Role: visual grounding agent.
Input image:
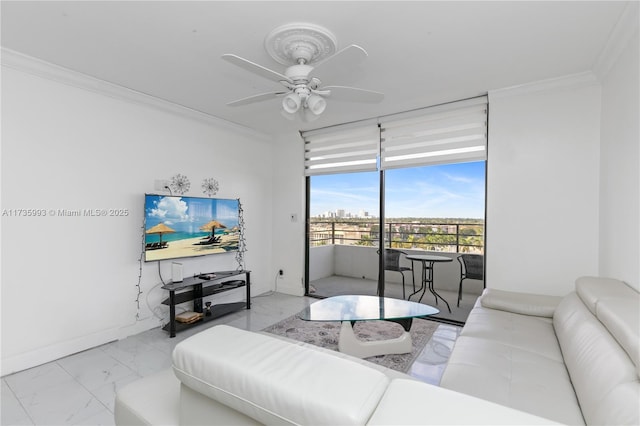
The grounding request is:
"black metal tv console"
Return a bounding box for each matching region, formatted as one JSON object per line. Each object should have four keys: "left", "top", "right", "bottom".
{"left": 161, "top": 270, "right": 251, "bottom": 337}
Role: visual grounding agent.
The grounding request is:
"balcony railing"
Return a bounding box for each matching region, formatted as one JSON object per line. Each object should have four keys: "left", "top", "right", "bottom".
{"left": 309, "top": 219, "right": 484, "bottom": 254}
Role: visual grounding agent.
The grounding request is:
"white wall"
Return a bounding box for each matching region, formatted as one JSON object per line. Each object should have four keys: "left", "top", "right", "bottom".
{"left": 333, "top": 245, "right": 379, "bottom": 281}
{"left": 270, "top": 133, "right": 306, "bottom": 295}
{"left": 486, "top": 75, "right": 602, "bottom": 295}
{"left": 1, "top": 54, "right": 274, "bottom": 375}
{"left": 598, "top": 26, "right": 639, "bottom": 291}
{"left": 309, "top": 245, "right": 335, "bottom": 282}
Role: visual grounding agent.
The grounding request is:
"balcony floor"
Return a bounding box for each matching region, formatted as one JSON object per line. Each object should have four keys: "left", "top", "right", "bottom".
{"left": 309, "top": 275, "right": 479, "bottom": 324}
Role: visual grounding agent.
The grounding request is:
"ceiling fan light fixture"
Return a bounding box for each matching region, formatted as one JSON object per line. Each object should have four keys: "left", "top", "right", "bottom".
{"left": 224, "top": 23, "right": 383, "bottom": 121}
{"left": 282, "top": 93, "right": 301, "bottom": 113}
{"left": 307, "top": 94, "right": 327, "bottom": 115}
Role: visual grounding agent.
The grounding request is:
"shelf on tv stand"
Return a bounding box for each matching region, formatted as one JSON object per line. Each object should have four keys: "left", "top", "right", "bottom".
{"left": 161, "top": 270, "right": 251, "bottom": 337}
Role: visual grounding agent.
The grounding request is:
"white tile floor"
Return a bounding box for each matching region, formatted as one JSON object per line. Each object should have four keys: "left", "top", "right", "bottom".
{"left": 1, "top": 292, "right": 460, "bottom": 425}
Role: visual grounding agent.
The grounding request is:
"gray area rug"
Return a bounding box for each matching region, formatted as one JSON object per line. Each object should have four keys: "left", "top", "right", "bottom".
{"left": 262, "top": 314, "right": 439, "bottom": 373}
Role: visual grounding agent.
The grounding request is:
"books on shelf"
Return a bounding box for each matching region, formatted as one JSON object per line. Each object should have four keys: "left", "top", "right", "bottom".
{"left": 175, "top": 311, "right": 203, "bottom": 324}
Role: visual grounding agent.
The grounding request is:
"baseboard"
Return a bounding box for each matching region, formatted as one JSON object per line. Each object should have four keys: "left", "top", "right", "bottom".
{"left": 1, "top": 316, "right": 163, "bottom": 377}
{"left": 1, "top": 327, "right": 121, "bottom": 377}
{"left": 274, "top": 281, "right": 305, "bottom": 296}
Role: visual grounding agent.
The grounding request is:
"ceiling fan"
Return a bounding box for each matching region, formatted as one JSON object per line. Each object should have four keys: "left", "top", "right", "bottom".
{"left": 222, "top": 23, "right": 384, "bottom": 121}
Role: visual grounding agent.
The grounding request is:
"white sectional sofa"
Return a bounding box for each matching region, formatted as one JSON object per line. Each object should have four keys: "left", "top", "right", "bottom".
{"left": 115, "top": 326, "right": 552, "bottom": 425}
{"left": 440, "top": 276, "right": 639, "bottom": 425}
{"left": 115, "top": 276, "right": 638, "bottom": 425}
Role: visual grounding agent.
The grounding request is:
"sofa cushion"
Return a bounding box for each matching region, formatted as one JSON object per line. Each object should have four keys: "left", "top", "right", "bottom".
{"left": 114, "top": 369, "right": 180, "bottom": 426}
{"left": 368, "top": 379, "right": 557, "bottom": 425}
{"left": 258, "top": 330, "right": 418, "bottom": 381}
{"left": 172, "top": 325, "right": 390, "bottom": 425}
{"left": 480, "top": 288, "right": 562, "bottom": 318}
{"left": 554, "top": 292, "right": 640, "bottom": 425}
{"left": 460, "top": 302, "right": 563, "bottom": 362}
{"left": 178, "top": 382, "right": 260, "bottom": 425}
{"left": 440, "top": 334, "right": 584, "bottom": 425}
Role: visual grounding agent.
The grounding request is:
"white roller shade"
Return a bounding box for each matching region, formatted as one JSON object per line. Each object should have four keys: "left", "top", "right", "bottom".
{"left": 302, "top": 120, "right": 379, "bottom": 176}
{"left": 380, "top": 96, "right": 487, "bottom": 170}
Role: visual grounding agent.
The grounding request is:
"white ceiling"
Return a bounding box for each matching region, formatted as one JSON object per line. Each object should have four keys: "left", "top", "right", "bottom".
{"left": 1, "top": 1, "right": 629, "bottom": 137}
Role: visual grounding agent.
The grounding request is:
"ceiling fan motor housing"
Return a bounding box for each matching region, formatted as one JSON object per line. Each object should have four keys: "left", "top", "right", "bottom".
{"left": 285, "top": 64, "right": 314, "bottom": 83}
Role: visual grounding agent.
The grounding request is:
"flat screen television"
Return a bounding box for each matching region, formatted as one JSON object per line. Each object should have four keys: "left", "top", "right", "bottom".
{"left": 144, "top": 194, "right": 240, "bottom": 262}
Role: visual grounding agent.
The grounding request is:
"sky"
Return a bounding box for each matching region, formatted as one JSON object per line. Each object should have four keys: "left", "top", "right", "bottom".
{"left": 145, "top": 195, "right": 239, "bottom": 233}
{"left": 310, "top": 161, "right": 486, "bottom": 219}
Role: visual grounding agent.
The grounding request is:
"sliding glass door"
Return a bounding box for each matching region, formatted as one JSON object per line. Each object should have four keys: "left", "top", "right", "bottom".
{"left": 307, "top": 163, "right": 485, "bottom": 302}
{"left": 307, "top": 171, "right": 380, "bottom": 298}
{"left": 382, "top": 163, "right": 485, "bottom": 321}
{"left": 304, "top": 96, "right": 487, "bottom": 322}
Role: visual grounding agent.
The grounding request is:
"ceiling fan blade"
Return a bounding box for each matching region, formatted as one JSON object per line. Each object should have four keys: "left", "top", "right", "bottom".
{"left": 222, "top": 54, "right": 292, "bottom": 84}
{"left": 310, "top": 45, "right": 368, "bottom": 79}
{"left": 322, "top": 86, "right": 384, "bottom": 103}
{"left": 227, "top": 91, "right": 287, "bottom": 107}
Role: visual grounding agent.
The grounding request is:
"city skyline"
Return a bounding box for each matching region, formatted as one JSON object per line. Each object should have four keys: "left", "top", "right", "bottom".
{"left": 310, "top": 161, "right": 486, "bottom": 219}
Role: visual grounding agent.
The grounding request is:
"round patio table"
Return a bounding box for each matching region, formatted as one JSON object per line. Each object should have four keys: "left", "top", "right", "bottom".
{"left": 405, "top": 254, "right": 453, "bottom": 313}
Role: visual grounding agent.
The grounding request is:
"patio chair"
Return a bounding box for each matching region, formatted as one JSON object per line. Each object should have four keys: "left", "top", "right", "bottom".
{"left": 384, "top": 249, "right": 415, "bottom": 299}
{"left": 457, "top": 254, "right": 484, "bottom": 307}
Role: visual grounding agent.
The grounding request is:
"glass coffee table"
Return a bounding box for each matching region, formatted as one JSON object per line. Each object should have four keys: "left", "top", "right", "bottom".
{"left": 299, "top": 295, "right": 439, "bottom": 358}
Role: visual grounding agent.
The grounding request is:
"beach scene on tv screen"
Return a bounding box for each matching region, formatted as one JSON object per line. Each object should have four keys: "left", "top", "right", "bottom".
{"left": 144, "top": 195, "right": 240, "bottom": 262}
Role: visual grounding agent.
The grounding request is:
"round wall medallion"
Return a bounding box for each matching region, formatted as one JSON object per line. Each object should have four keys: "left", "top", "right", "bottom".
{"left": 170, "top": 174, "right": 190, "bottom": 195}
{"left": 264, "top": 23, "right": 337, "bottom": 65}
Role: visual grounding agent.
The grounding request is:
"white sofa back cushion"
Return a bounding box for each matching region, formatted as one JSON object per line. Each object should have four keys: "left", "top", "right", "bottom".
{"left": 480, "top": 289, "right": 562, "bottom": 318}
{"left": 574, "top": 276, "right": 635, "bottom": 315}
{"left": 597, "top": 298, "right": 640, "bottom": 376}
{"left": 553, "top": 278, "right": 640, "bottom": 426}
{"left": 172, "top": 325, "right": 390, "bottom": 425}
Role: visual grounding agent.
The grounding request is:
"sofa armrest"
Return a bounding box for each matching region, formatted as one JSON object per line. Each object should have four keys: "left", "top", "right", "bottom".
{"left": 480, "top": 289, "right": 562, "bottom": 318}
{"left": 173, "top": 325, "right": 390, "bottom": 425}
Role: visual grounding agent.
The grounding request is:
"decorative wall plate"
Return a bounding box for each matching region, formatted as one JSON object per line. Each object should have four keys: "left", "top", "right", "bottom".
{"left": 202, "top": 178, "right": 219, "bottom": 197}
{"left": 170, "top": 174, "right": 190, "bottom": 195}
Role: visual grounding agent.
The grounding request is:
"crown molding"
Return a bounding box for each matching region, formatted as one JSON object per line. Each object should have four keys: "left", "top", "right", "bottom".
{"left": 488, "top": 71, "right": 599, "bottom": 100}
{"left": 593, "top": 1, "right": 640, "bottom": 80}
{"left": 1, "top": 48, "right": 272, "bottom": 142}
